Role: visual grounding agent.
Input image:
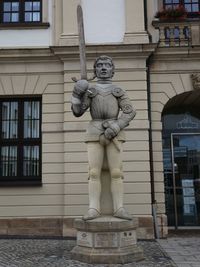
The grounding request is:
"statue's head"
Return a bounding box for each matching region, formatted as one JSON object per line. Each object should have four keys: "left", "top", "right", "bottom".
{"left": 93, "top": 55, "right": 115, "bottom": 80}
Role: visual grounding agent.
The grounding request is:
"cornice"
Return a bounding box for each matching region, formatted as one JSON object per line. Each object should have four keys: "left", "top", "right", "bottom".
{"left": 0, "top": 48, "right": 56, "bottom": 63}
{"left": 50, "top": 43, "right": 156, "bottom": 61}
{"left": 153, "top": 46, "right": 200, "bottom": 61}
{"left": 0, "top": 43, "right": 156, "bottom": 63}
{"left": 2, "top": 44, "right": 200, "bottom": 64}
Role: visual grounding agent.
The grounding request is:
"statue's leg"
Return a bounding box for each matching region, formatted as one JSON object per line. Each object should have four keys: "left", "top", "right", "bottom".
{"left": 83, "top": 142, "right": 104, "bottom": 220}
{"left": 106, "top": 141, "right": 132, "bottom": 220}
{"left": 106, "top": 141, "right": 123, "bottom": 212}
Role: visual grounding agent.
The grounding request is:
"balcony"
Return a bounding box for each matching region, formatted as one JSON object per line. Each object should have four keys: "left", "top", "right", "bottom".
{"left": 152, "top": 19, "right": 200, "bottom": 47}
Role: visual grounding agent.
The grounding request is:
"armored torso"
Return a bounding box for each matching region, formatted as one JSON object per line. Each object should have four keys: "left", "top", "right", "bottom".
{"left": 89, "top": 83, "right": 119, "bottom": 120}
{"left": 71, "top": 81, "right": 136, "bottom": 143}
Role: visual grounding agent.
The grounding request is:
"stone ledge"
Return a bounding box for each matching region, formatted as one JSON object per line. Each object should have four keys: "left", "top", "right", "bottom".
{"left": 0, "top": 215, "right": 168, "bottom": 239}
{"left": 0, "top": 218, "right": 63, "bottom": 237}
{"left": 74, "top": 216, "right": 138, "bottom": 232}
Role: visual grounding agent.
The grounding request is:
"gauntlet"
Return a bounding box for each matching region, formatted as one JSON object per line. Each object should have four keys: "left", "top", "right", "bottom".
{"left": 102, "top": 120, "right": 120, "bottom": 140}
{"left": 72, "top": 79, "right": 89, "bottom": 98}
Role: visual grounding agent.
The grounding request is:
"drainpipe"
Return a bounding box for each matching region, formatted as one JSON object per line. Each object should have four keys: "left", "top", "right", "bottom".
{"left": 144, "top": 0, "right": 159, "bottom": 239}
{"left": 143, "top": 0, "right": 152, "bottom": 42}
{"left": 146, "top": 55, "right": 159, "bottom": 239}
{"left": 144, "top": 0, "right": 148, "bottom": 32}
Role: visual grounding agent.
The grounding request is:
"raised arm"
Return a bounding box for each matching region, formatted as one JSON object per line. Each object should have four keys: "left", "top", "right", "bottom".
{"left": 71, "top": 80, "right": 91, "bottom": 117}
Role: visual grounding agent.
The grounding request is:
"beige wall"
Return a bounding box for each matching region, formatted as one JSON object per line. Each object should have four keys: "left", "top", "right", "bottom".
{"left": 0, "top": 44, "right": 161, "bottom": 239}
{"left": 150, "top": 51, "right": 198, "bottom": 219}
{"left": 0, "top": 51, "right": 64, "bottom": 218}
{"left": 124, "top": 0, "right": 149, "bottom": 44}
{"left": 54, "top": 0, "right": 149, "bottom": 46}
{"left": 0, "top": 46, "right": 153, "bottom": 220}
{"left": 147, "top": 0, "right": 160, "bottom": 43}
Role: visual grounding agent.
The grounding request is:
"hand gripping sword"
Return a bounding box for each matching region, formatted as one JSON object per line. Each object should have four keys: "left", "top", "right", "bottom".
{"left": 72, "top": 5, "right": 94, "bottom": 82}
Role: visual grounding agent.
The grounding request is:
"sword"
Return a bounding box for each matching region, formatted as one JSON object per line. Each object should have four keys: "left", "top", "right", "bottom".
{"left": 72, "top": 5, "right": 94, "bottom": 82}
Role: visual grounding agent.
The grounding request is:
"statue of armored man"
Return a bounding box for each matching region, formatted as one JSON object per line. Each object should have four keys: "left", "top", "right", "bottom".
{"left": 71, "top": 55, "right": 136, "bottom": 221}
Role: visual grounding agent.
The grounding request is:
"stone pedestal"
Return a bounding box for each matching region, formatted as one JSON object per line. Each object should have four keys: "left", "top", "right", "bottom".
{"left": 71, "top": 216, "right": 144, "bottom": 264}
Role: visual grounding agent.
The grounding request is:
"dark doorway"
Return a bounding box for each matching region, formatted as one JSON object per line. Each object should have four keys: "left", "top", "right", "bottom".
{"left": 162, "top": 111, "right": 200, "bottom": 228}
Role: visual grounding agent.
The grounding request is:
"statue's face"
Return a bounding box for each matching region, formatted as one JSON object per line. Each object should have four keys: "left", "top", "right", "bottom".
{"left": 95, "top": 59, "right": 113, "bottom": 80}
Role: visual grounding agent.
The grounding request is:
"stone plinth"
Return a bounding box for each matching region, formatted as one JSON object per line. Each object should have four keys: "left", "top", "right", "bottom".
{"left": 71, "top": 216, "right": 144, "bottom": 264}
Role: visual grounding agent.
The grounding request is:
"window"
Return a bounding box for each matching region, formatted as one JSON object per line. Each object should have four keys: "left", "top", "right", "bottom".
{"left": 184, "top": 0, "right": 199, "bottom": 12}
{"left": 164, "top": 0, "right": 180, "bottom": 9}
{"left": 0, "top": 97, "right": 42, "bottom": 185}
{"left": 0, "top": 0, "right": 42, "bottom": 23}
{"left": 163, "top": 0, "right": 200, "bottom": 15}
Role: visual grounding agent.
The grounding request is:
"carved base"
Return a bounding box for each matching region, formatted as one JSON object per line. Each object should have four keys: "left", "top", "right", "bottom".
{"left": 71, "top": 216, "right": 144, "bottom": 264}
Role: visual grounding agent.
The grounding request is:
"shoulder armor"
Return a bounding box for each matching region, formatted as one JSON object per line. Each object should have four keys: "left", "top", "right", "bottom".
{"left": 87, "top": 87, "right": 98, "bottom": 98}
{"left": 112, "top": 87, "right": 125, "bottom": 97}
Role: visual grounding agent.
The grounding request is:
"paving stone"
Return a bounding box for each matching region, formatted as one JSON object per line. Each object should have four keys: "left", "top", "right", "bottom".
{"left": 0, "top": 239, "right": 175, "bottom": 267}
{"left": 158, "top": 237, "right": 200, "bottom": 267}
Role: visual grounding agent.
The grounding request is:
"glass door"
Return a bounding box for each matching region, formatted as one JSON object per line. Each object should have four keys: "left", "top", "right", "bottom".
{"left": 165, "top": 133, "right": 200, "bottom": 228}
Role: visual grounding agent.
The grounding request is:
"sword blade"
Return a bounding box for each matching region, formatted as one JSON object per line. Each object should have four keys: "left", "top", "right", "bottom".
{"left": 77, "top": 5, "right": 87, "bottom": 80}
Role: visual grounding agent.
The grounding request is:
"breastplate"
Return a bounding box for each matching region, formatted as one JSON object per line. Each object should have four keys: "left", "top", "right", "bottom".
{"left": 90, "top": 86, "right": 119, "bottom": 120}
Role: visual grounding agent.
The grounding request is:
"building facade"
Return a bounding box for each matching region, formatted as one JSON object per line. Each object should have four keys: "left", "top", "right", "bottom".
{"left": 0, "top": 0, "right": 200, "bottom": 239}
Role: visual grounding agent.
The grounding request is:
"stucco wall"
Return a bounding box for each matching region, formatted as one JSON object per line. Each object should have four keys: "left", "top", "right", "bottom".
{"left": 0, "top": 0, "right": 52, "bottom": 48}
{"left": 57, "top": 0, "right": 149, "bottom": 46}
{"left": 0, "top": 45, "right": 157, "bottom": 239}
{"left": 150, "top": 51, "right": 197, "bottom": 221}
{"left": 0, "top": 54, "right": 64, "bottom": 217}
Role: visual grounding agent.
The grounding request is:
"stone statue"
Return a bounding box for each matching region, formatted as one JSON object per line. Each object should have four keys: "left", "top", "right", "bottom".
{"left": 71, "top": 55, "right": 136, "bottom": 220}
{"left": 191, "top": 73, "right": 200, "bottom": 90}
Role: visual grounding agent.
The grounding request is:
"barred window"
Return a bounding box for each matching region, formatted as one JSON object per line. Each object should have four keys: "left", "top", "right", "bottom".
{"left": 0, "top": 97, "right": 42, "bottom": 185}
{"left": 0, "top": 0, "right": 42, "bottom": 23}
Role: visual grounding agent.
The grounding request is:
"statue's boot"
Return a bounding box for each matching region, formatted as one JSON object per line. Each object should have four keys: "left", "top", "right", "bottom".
{"left": 113, "top": 207, "right": 132, "bottom": 220}
{"left": 82, "top": 208, "right": 101, "bottom": 220}
{"left": 111, "top": 178, "right": 132, "bottom": 220}
{"left": 82, "top": 179, "right": 101, "bottom": 221}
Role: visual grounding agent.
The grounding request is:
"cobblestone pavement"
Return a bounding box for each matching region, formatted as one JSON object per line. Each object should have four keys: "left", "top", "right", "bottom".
{"left": 0, "top": 238, "right": 175, "bottom": 267}
{"left": 158, "top": 237, "right": 200, "bottom": 267}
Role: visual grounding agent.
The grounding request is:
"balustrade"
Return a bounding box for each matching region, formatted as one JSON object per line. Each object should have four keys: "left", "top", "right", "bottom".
{"left": 153, "top": 19, "right": 200, "bottom": 47}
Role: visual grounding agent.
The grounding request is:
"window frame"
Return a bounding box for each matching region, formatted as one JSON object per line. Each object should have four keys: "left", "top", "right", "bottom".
{"left": 163, "top": 0, "right": 200, "bottom": 17}
{"left": 0, "top": 96, "right": 42, "bottom": 186}
{"left": 0, "top": 0, "right": 49, "bottom": 28}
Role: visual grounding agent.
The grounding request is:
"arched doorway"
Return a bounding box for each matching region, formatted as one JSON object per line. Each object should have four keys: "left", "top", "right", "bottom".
{"left": 162, "top": 91, "right": 200, "bottom": 229}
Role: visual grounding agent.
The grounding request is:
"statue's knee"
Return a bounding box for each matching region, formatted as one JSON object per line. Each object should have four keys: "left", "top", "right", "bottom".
{"left": 111, "top": 168, "right": 122, "bottom": 179}
{"left": 89, "top": 168, "right": 100, "bottom": 180}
